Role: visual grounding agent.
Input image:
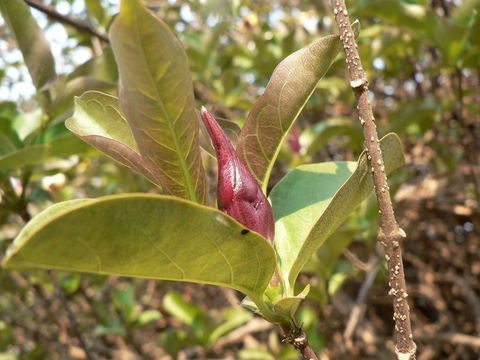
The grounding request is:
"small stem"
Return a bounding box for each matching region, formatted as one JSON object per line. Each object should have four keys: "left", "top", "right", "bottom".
{"left": 24, "top": 0, "right": 109, "bottom": 43}
{"left": 48, "top": 270, "right": 96, "bottom": 360}
{"left": 282, "top": 326, "right": 319, "bottom": 360}
{"left": 330, "top": 1, "right": 416, "bottom": 358}
{"left": 344, "top": 256, "right": 380, "bottom": 347}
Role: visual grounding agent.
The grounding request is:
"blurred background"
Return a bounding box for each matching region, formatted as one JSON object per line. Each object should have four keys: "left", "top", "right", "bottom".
{"left": 0, "top": 0, "right": 479, "bottom": 359}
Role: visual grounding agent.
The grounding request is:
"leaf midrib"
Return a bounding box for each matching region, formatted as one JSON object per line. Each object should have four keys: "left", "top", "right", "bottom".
{"left": 130, "top": 10, "right": 197, "bottom": 202}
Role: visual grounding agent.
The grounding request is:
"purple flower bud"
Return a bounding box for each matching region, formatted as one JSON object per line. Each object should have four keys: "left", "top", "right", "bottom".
{"left": 201, "top": 107, "right": 275, "bottom": 244}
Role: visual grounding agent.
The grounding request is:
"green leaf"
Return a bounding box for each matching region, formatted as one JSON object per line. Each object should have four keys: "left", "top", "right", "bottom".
{"left": 3, "top": 194, "right": 276, "bottom": 297}
{"left": 306, "top": 118, "right": 363, "bottom": 156}
{"left": 0, "top": 145, "right": 49, "bottom": 170}
{"left": 270, "top": 133, "right": 404, "bottom": 292}
{"left": 113, "top": 286, "right": 137, "bottom": 324}
{"left": 235, "top": 25, "right": 359, "bottom": 191}
{"left": 432, "top": 17, "right": 475, "bottom": 62}
{"left": 388, "top": 100, "right": 440, "bottom": 134}
{"left": 11, "top": 109, "right": 42, "bottom": 142}
{"left": 0, "top": 0, "right": 56, "bottom": 90}
{"left": 208, "top": 307, "right": 252, "bottom": 344}
{"left": 48, "top": 76, "right": 116, "bottom": 119}
{"left": 353, "top": 0, "right": 436, "bottom": 36}
{"left": 94, "top": 324, "right": 125, "bottom": 337}
{"left": 136, "top": 309, "right": 162, "bottom": 326}
{"left": 311, "top": 229, "right": 356, "bottom": 279}
{"left": 86, "top": 0, "right": 106, "bottom": 25}
{"left": 163, "top": 290, "right": 203, "bottom": 327}
{"left": 0, "top": 116, "right": 21, "bottom": 156}
{"left": 68, "top": 47, "right": 118, "bottom": 83}
{"left": 45, "top": 134, "right": 91, "bottom": 158}
{"left": 238, "top": 349, "right": 275, "bottom": 360}
{"left": 67, "top": 92, "right": 137, "bottom": 150}
{"left": 110, "top": 0, "right": 207, "bottom": 203}
{"left": 272, "top": 284, "right": 310, "bottom": 320}
{"left": 0, "top": 135, "right": 89, "bottom": 170}
{"left": 452, "top": 0, "right": 480, "bottom": 26}
{"left": 66, "top": 91, "right": 165, "bottom": 187}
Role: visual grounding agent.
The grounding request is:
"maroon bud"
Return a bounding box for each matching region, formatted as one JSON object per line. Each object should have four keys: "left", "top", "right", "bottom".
{"left": 201, "top": 107, "right": 275, "bottom": 244}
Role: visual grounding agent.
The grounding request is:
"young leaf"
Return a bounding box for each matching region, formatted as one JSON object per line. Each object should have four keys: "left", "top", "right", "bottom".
{"left": 269, "top": 133, "right": 405, "bottom": 292}
{"left": 48, "top": 76, "right": 116, "bottom": 119}
{"left": 235, "top": 33, "right": 342, "bottom": 191}
{"left": 109, "top": 0, "right": 207, "bottom": 203}
{"left": 66, "top": 91, "right": 165, "bottom": 187}
{"left": 3, "top": 194, "right": 276, "bottom": 298}
{"left": 0, "top": 0, "right": 56, "bottom": 90}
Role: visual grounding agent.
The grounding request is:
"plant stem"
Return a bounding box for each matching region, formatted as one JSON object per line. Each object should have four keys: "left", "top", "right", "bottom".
{"left": 282, "top": 326, "right": 319, "bottom": 360}
{"left": 330, "top": 1, "right": 416, "bottom": 358}
{"left": 24, "top": 0, "right": 109, "bottom": 43}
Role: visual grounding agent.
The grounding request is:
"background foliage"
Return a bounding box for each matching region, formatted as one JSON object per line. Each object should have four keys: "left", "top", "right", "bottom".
{"left": 0, "top": 0, "right": 479, "bottom": 359}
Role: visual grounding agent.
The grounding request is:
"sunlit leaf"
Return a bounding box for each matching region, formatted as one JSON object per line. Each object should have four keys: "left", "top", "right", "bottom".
{"left": 270, "top": 133, "right": 404, "bottom": 292}
{"left": 110, "top": 0, "right": 207, "bottom": 203}
{"left": 136, "top": 309, "right": 162, "bottom": 326}
{"left": 272, "top": 284, "right": 310, "bottom": 319}
{"left": 66, "top": 91, "right": 165, "bottom": 187}
{"left": 48, "top": 76, "right": 116, "bottom": 119}
{"left": 3, "top": 194, "right": 276, "bottom": 297}
{"left": 163, "top": 290, "right": 203, "bottom": 327}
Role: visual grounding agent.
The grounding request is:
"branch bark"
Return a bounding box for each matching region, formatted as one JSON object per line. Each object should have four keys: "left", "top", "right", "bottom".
{"left": 24, "top": 0, "right": 109, "bottom": 43}
{"left": 329, "top": 1, "right": 416, "bottom": 358}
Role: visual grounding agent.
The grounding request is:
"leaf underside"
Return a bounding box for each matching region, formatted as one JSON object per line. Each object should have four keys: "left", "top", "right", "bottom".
{"left": 109, "top": 0, "right": 207, "bottom": 203}
{"left": 3, "top": 194, "right": 276, "bottom": 297}
{"left": 66, "top": 91, "right": 165, "bottom": 187}
{"left": 235, "top": 33, "right": 342, "bottom": 192}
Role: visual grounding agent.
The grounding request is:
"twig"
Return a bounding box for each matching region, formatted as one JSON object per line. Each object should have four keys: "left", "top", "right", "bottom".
{"left": 213, "top": 317, "right": 273, "bottom": 349}
{"left": 24, "top": 0, "right": 109, "bottom": 43}
{"left": 344, "top": 256, "right": 380, "bottom": 347}
{"left": 282, "top": 327, "right": 319, "bottom": 360}
{"left": 343, "top": 248, "right": 371, "bottom": 272}
{"left": 418, "top": 332, "right": 480, "bottom": 348}
{"left": 330, "top": 1, "right": 416, "bottom": 358}
{"left": 48, "top": 270, "right": 97, "bottom": 360}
